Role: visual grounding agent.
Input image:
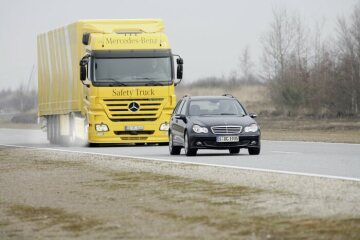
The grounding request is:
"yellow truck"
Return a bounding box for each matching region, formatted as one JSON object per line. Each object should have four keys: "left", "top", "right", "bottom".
{"left": 37, "top": 19, "right": 183, "bottom": 145}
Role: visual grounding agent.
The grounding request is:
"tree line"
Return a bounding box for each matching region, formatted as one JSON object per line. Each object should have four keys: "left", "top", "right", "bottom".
{"left": 261, "top": 4, "right": 360, "bottom": 117}
{"left": 0, "top": 86, "right": 37, "bottom": 113}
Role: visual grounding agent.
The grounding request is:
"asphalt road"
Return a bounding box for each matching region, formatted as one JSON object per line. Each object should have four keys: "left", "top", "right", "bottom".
{"left": 1, "top": 128, "right": 360, "bottom": 180}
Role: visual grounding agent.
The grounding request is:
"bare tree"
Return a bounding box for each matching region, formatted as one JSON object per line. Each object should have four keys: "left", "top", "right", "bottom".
{"left": 238, "top": 46, "right": 255, "bottom": 82}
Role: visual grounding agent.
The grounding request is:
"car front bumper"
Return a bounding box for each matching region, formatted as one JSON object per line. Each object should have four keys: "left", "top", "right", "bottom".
{"left": 188, "top": 133, "right": 260, "bottom": 149}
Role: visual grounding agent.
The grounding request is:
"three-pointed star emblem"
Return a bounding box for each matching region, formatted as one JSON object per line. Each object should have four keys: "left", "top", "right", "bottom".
{"left": 128, "top": 102, "right": 140, "bottom": 112}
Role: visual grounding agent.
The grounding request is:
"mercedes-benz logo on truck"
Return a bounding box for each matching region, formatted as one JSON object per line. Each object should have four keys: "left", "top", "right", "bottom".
{"left": 128, "top": 102, "right": 140, "bottom": 112}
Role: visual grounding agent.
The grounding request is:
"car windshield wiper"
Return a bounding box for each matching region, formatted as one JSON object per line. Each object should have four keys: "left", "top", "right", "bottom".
{"left": 220, "top": 113, "right": 236, "bottom": 115}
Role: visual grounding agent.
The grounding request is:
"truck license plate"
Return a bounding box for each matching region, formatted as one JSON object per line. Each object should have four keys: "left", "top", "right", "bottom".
{"left": 125, "top": 125, "right": 144, "bottom": 131}
{"left": 216, "top": 136, "right": 239, "bottom": 143}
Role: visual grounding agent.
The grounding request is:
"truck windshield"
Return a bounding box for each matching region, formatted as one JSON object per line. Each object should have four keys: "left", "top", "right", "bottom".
{"left": 93, "top": 57, "right": 172, "bottom": 86}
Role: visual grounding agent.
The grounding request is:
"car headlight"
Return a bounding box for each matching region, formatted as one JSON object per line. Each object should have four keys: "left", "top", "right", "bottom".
{"left": 192, "top": 124, "right": 209, "bottom": 133}
{"left": 159, "top": 122, "right": 170, "bottom": 131}
{"left": 244, "top": 123, "right": 258, "bottom": 133}
{"left": 95, "top": 124, "right": 109, "bottom": 132}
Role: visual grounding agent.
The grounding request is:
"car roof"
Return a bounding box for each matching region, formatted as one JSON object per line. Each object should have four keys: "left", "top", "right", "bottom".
{"left": 182, "top": 96, "right": 237, "bottom": 100}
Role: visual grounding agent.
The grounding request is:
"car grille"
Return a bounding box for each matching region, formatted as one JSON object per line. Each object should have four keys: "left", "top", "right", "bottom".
{"left": 101, "top": 98, "right": 165, "bottom": 122}
{"left": 211, "top": 126, "right": 242, "bottom": 135}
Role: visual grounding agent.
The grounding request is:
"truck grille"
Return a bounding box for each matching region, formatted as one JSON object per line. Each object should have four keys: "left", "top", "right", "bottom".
{"left": 211, "top": 126, "right": 242, "bottom": 135}
{"left": 101, "top": 98, "right": 165, "bottom": 122}
{"left": 114, "top": 130, "right": 155, "bottom": 135}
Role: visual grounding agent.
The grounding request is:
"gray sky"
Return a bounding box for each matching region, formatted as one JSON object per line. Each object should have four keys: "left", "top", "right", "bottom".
{"left": 0, "top": 0, "right": 357, "bottom": 89}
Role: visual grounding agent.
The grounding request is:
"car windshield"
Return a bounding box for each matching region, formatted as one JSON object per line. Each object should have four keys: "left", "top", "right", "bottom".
{"left": 93, "top": 57, "right": 172, "bottom": 86}
{"left": 188, "top": 99, "right": 246, "bottom": 116}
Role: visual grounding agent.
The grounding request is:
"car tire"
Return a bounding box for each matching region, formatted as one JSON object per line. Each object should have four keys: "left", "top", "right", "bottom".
{"left": 169, "top": 133, "right": 181, "bottom": 155}
{"left": 229, "top": 148, "right": 240, "bottom": 154}
{"left": 184, "top": 132, "right": 197, "bottom": 156}
{"left": 248, "top": 147, "right": 260, "bottom": 155}
{"left": 158, "top": 142, "right": 169, "bottom": 146}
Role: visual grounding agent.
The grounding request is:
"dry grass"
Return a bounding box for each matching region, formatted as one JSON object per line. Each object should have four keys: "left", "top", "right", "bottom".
{"left": 8, "top": 205, "right": 101, "bottom": 233}
{"left": 1, "top": 147, "right": 360, "bottom": 239}
{"left": 176, "top": 85, "right": 274, "bottom": 114}
{"left": 259, "top": 118, "right": 360, "bottom": 143}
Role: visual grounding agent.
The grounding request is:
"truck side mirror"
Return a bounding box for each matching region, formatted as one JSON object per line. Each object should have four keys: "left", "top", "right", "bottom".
{"left": 176, "top": 57, "right": 183, "bottom": 80}
{"left": 79, "top": 56, "right": 89, "bottom": 81}
{"left": 80, "top": 65, "right": 87, "bottom": 81}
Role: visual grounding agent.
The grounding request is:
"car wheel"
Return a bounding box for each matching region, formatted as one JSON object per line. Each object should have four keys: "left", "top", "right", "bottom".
{"left": 229, "top": 148, "right": 240, "bottom": 154}
{"left": 248, "top": 147, "right": 260, "bottom": 155}
{"left": 169, "top": 133, "right": 181, "bottom": 155}
{"left": 184, "top": 132, "right": 197, "bottom": 156}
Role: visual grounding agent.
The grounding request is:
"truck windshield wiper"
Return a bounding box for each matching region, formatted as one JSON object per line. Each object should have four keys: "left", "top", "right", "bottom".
{"left": 134, "top": 78, "right": 164, "bottom": 86}
{"left": 98, "top": 78, "right": 127, "bottom": 86}
{"left": 144, "top": 81, "right": 164, "bottom": 86}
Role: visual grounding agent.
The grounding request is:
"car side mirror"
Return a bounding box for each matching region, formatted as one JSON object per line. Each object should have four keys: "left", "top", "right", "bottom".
{"left": 175, "top": 114, "right": 186, "bottom": 122}
{"left": 249, "top": 113, "right": 257, "bottom": 118}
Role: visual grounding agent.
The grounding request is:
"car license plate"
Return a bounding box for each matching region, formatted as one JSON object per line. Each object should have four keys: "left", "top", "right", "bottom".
{"left": 125, "top": 125, "right": 144, "bottom": 131}
{"left": 216, "top": 136, "right": 239, "bottom": 143}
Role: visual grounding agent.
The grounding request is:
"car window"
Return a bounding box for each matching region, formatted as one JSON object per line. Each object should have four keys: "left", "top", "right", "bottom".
{"left": 180, "top": 100, "right": 188, "bottom": 115}
{"left": 176, "top": 100, "right": 185, "bottom": 115}
{"left": 173, "top": 100, "right": 183, "bottom": 115}
{"left": 189, "top": 99, "right": 246, "bottom": 116}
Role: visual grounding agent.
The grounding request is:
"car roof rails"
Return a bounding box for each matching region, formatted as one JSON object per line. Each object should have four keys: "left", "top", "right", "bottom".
{"left": 222, "top": 93, "right": 234, "bottom": 98}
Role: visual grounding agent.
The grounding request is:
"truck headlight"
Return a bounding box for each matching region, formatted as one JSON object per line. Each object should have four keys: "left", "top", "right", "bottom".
{"left": 95, "top": 124, "right": 109, "bottom": 132}
{"left": 192, "top": 125, "right": 208, "bottom": 133}
{"left": 244, "top": 123, "right": 258, "bottom": 133}
{"left": 160, "top": 123, "right": 170, "bottom": 131}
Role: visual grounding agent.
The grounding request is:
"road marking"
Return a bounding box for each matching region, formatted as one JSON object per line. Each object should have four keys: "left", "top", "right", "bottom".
{"left": 1, "top": 143, "right": 360, "bottom": 182}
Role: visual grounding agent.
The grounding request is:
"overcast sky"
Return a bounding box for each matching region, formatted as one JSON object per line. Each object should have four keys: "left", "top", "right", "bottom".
{"left": 0, "top": 0, "right": 358, "bottom": 89}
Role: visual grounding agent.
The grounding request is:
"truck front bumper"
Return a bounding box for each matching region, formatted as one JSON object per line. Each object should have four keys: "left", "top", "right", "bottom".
{"left": 88, "top": 120, "right": 169, "bottom": 144}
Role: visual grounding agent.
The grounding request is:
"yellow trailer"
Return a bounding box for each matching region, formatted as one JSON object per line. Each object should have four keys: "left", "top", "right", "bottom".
{"left": 37, "top": 19, "right": 183, "bottom": 145}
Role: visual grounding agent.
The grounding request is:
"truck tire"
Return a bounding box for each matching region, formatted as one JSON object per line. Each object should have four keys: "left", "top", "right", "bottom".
{"left": 64, "top": 113, "right": 77, "bottom": 146}
{"left": 48, "top": 115, "right": 56, "bottom": 144}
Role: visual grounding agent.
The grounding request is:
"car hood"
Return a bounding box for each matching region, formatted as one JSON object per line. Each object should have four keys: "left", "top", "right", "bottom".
{"left": 189, "top": 115, "right": 256, "bottom": 127}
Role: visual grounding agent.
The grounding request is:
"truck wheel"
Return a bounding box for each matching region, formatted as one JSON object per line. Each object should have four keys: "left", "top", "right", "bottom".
{"left": 48, "top": 115, "right": 56, "bottom": 144}
{"left": 184, "top": 132, "right": 197, "bottom": 156}
{"left": 169, "top": 133, "right": 181, "bottom": 155}
{"left": 64, "top": 114, "right": 77, "bottom": 146}
{"left": 54, "top": 115, "right": 61, "bottom": 144}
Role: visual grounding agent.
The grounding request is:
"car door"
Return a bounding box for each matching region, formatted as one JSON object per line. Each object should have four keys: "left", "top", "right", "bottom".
{"left": 170, "top": 99, "right": 185, "bottom": 145}
{"left": 176, "top": 100, "right": 188, "bottom": 145}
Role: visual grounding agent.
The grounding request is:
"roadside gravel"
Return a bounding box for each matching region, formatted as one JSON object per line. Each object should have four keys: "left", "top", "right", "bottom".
{"left": 1, "top": 146, "right": 359, "bottom": 239}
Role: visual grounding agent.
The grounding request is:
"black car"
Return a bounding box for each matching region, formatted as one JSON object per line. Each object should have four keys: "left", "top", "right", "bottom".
{"left": 168, "top": 95, "right": 261, "bottom": 156}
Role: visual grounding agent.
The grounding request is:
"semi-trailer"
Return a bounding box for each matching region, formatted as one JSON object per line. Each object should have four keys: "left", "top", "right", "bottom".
{"left": 37, "top": 19, "right": 183, "bottom": 145}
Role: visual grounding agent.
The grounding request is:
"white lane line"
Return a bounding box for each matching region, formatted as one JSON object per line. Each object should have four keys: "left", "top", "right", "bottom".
{"left": 271, "top": 151, "right": 300, "bottom": 154}
{"left": 1, "top": 143, "right": 360, "bottom": 182}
